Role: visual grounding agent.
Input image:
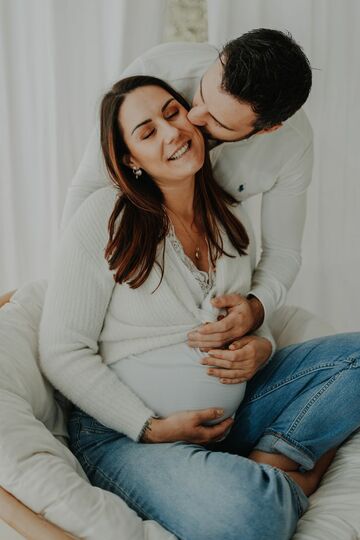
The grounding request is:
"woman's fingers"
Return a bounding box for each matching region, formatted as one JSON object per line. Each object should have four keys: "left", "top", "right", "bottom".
{"left": 198, "top": 417, "right": 234, "bottom": 442}
{"left": 206, "top": 367, "right": 248, "bottom": 379}
{"left": 219, "top": 377, "right": 246, "bottom": 384}
{"left": 192, "top": 408, "right": 225, "bottom": 424}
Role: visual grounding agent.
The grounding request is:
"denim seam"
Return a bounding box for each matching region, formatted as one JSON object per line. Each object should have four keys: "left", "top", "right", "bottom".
{"left": 285, "top": 369, "right": 344, "bottom": 437}
{"left": 346, "top": 356, "right": 360, "bottom": 366}
{"left": 281, "top": 470, "right": 307, "bottom": 517}
{"left": 68, "top": 419, "right": 81, "bottom": 453}
{"left": 245, "top": 363, "right": 343, "bottom": 403}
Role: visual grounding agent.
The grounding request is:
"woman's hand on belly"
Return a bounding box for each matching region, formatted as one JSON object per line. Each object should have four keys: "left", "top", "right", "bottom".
{"left": 141, "top": 409, "right": 234, "bottom": 445}
{"left": 200, "top": 335, "right": 272, "bottom": 384}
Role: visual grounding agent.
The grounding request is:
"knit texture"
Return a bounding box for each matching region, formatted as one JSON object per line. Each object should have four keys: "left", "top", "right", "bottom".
{"left": 40, "top": 187, "right": 274, "bottom": 441}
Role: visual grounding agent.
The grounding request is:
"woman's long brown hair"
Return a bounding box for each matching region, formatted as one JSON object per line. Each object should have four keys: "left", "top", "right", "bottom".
{"left": 100, "top": 76, "right": 249, "bottom": 290}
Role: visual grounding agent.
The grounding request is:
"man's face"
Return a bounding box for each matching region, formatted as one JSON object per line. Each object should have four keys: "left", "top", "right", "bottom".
{"left": 189, "top": 59, "right": 260, "bottom": 142}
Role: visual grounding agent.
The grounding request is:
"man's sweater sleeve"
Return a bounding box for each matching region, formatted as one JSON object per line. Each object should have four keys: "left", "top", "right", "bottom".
{"left": 40, "top": 189, "right": 154, "bottom": 441}
{"left": 248, "top": 140, "right": 313, "bottom": 318}
{"left": 61, "top": 56, "right": 146, "bottom": 229}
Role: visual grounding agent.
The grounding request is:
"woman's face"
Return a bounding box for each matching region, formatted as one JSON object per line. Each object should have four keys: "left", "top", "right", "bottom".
{"left": 119, "top": 85, "right": 205, "bottom": 185}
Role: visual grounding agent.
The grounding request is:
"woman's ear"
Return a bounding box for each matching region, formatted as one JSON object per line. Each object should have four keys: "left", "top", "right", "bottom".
{"left": 122, "top": 154, "right": 139, "bottom": 169}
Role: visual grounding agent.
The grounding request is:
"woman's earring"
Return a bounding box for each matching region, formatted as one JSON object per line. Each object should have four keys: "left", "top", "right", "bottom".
{"left": 132, "top": 167, "right": 142, "bottom": 178}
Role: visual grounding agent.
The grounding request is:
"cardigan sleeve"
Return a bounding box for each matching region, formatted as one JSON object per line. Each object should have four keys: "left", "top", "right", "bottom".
{"left": 40, "top": 189, "right": 154, "bottom": 441}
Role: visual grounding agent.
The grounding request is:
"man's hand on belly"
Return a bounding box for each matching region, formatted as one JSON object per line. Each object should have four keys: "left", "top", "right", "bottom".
{"left": 187, "top": 293, "right": 264, "bottom": 350}
{"left": 200, "top": 335, "right": 272, "bottom": 384}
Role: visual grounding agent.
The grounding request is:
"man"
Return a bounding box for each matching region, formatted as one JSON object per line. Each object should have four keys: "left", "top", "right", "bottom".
{"left": 63, "top": 28, "right": 313, "bottom": 351}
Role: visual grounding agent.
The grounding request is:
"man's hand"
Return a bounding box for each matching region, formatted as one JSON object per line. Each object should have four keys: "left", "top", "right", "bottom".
{"left": 200, "top": 335, "right": 272, "bottom": 384}
{"left": 187, "top": 294, "right": 264, "bottom": 350}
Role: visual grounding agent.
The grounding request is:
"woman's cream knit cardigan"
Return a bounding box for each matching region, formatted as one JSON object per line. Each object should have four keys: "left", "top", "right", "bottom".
{"left": 40, "top": 187, "right": 275, "bottom": 441}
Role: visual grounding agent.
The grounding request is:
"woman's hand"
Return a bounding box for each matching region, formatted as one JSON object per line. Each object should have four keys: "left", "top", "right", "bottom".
{"left": 142, "top": 409, "right": 234, "bottom": 444}
{"left": 187, "top": 294, "right": 265, "bottom": 350}
{"left": 201, "top": 335, "right": 272, "bottom": 384}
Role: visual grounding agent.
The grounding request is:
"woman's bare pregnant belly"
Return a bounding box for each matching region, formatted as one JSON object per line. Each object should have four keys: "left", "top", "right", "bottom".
{"left": 110, "top": 343, "right": 246, "bottom": 423}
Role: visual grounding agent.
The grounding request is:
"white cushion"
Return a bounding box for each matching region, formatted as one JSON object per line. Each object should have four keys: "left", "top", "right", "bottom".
{"left": 294, "top": 429, "right": 360, "bottom": 540}
{"left": 269, "top": 304, "right": 336, "bottom": 348}
{"left": 0, "top": 281, "right": 175, "bottom": 540}
{"left": 1, "top": 281, "right": 359, "bottom": 540}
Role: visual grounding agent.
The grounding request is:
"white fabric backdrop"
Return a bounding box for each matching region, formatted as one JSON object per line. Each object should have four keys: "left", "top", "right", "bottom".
{"left": 0, "top": 0, "right": 165, "bottom": 292}
{"left": 207, "top": 0, "right": 360, "bottom": 332}
{"left": 2, "top": 0, "right": 359, "bottom": 332}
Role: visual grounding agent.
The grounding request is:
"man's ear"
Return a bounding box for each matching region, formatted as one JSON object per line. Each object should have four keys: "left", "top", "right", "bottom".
{"left": 262, "top": 123, "right": 283, "bottom": 134}
{"left": 256, "top": 123, "right": 283, "bottom": 136}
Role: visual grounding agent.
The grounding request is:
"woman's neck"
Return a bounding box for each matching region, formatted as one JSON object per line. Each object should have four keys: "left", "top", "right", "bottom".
{"left": 160, "top": 175, "right": 196, "bottom": 221}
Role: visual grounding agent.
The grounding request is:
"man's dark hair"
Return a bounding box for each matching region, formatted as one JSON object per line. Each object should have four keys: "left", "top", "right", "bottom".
{"left": 220, "top": 28, "right": 312, "bottom": 130}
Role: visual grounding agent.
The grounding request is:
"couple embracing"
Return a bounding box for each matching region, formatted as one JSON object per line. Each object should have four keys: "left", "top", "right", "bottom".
{"left": 40, "top": 29, "right": 360, "bottom": 540}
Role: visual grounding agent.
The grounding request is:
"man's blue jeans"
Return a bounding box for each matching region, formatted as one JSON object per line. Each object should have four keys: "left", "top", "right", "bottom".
{"left": 68, "top": 333, "right": 360, "bottom": 540}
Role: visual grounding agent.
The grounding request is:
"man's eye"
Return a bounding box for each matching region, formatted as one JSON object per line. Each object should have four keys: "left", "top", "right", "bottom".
{"left": 143, "top": 129, "right": 155, "bottom": 140}
{"left": 165, "top": 110, "right": 179, "bottom": 120}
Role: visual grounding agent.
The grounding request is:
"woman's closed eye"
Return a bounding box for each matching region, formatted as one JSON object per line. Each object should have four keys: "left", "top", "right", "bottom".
{"left": 164, "top": 109, "right": 179, "bottom": 120}
{"left": 142, "top": 128, "right": 155, "bottom": 140}
{"left": 142, "top": 110, "right": 180, "bottom": 140}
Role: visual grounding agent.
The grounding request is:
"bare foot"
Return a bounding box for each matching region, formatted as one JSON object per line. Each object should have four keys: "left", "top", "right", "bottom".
{"left": 286, "top": 448, "right": 337, "bottom": 495}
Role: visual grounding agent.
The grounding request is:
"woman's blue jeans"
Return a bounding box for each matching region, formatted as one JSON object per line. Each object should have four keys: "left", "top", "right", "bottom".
{"left": 68, "top": 333, "right": 360, "bottom": 540}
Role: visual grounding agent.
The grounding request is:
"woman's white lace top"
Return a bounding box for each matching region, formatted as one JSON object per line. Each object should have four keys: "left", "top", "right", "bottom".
{"left": 167, "top": 223, "right": 215, "bottom": 296}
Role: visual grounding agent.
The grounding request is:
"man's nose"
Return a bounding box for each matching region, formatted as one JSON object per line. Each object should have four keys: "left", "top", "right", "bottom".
{"left": 187, "top": 106, "right": 207, "bottom": 126}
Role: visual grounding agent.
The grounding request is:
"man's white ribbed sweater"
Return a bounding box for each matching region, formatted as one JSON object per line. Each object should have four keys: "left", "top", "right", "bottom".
{"left": 40, "top": 187, "right": 274, "bottom": 441}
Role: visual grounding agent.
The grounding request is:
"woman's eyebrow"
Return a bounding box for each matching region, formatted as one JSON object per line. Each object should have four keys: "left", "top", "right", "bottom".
{"left": 131, "top": 98, "right": 175, "bottom": 135}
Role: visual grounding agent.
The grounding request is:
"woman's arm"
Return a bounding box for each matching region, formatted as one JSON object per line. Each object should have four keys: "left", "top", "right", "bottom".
{"left": 43, "top": 188, "right": 241, "bottom": 443}
{"left": 40, "top": 189, "right": 154, "bottom": 441}
{"left": 40, "top": 227, "right": 235, "bottom": 444}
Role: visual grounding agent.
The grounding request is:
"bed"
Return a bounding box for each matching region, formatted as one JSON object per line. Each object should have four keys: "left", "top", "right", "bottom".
{"left": 0, "top": 282, "right": 359, "bottom": 540}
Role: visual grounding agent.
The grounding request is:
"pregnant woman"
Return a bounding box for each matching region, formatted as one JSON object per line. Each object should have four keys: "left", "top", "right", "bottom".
{"left": 40, "top": 76, "right": 360, "bottom": 540}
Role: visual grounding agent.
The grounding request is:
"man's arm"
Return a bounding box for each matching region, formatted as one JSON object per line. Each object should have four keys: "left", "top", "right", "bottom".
{"left": 61, "top": 56, "right": 146, "bottom": 229}
{"left": 190, "top": 136, "right": 313, "bottom": 346}
{"left": 248, "top": 140, "right": 313, "bottom": 319}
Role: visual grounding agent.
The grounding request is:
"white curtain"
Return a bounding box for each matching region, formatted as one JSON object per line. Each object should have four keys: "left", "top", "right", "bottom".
{"left": 207, "top": 0, "right": 360, "bottom": 332}
{"left": 0, "top": 0, "right": 165, "bottom": 292}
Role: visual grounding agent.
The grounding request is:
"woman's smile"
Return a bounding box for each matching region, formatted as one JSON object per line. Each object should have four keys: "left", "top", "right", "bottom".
{"left": 168, "top": 140, "right": 192, "bottom": 161}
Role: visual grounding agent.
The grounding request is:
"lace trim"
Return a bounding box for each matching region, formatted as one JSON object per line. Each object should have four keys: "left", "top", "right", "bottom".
{"left": 168, "top": 224, "right": 215, "bottom": 295}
